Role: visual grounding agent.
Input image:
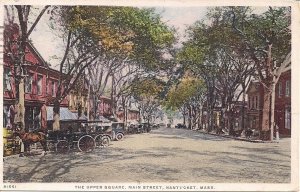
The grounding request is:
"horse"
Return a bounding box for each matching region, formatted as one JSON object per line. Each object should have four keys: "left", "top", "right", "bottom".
{"left": 13, "top": 129, "right": 48, "bottom": 156}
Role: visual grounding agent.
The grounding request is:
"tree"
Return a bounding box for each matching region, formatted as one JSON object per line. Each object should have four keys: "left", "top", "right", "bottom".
{"left": 4, "top": 5, "right": 50, "bottom": 131}
{"left": 75, "top": 6, "right": 176, "bottom": 120}
{"left": 228, "top": 6, "right": 291, "bottom": 140}
{"left": 130, "top": 78, "right": 164, "bottom": 125}
{"left": 164, "top": 75, "right": 206, "bottom": 129}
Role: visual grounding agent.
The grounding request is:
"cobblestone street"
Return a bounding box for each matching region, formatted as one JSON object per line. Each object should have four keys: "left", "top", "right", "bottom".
{"left": 3, "top": 127, "right": 291, "bottom": 183}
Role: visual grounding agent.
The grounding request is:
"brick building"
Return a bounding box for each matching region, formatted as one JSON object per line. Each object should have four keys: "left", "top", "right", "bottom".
{"left": 246, "top": 69, "right": 291, "bottom": 136}
{"left": 246, "top": 81, "right": 264, "bottom": 131}
{"left": 3, "top": 24, "right": 68, "bottom": 131}
{"left": 274, "top": 69, "right": 291, "bottom": 136}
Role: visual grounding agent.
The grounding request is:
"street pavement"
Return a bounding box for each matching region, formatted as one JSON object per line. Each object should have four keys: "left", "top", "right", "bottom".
{"left": 3, "top": 127, "right": 291, "bottom": 183}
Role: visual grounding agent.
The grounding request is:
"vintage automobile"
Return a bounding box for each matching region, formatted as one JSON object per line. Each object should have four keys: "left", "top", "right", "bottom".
{"left": 141, "top": 123, "right": 151, "bottom": 133}
{"left": 175, "top": 123, "right": 187, "bottom": 129}
{"left": 111, "top": 122, "right": 125, "bottom": 141}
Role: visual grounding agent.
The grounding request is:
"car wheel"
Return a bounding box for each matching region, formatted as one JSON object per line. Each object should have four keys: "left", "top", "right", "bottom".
{"left": 115, "top": 133, "right": 124, "bottom": 141}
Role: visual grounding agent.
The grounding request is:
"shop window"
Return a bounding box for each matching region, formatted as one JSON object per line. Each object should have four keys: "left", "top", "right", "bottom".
{"left": 25, "top": 73, "right": 33, "bottom": 93}
{"left": 37, "top": 75, "right": 43, "bottom": 95}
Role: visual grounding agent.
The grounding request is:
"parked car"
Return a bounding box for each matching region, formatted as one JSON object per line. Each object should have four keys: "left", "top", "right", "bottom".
{"left": 152, "top": 123, "right": 160, "bottom": 129}
{"left": 111, "top": 122, "right": 125, "bottom": 141}
{"left": 127, "top": 123, "right": 142, "bottom": 134}
{"left": 142, "top": 123, "right": 151, "bottom": 132}
{"left": 175, "top": 123, "right": 187, "bottom": 129}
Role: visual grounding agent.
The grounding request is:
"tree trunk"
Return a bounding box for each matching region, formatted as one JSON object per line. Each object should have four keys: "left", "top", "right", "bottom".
{"left": 53, "top": 100, "right": 60, "bottom": 131}
{"left": 261, "top": 85, "right": 272, "bottom": 140}
{"left": 198, "top": 106, "right": 202, "bottom": 129}
{"left": 182, "top": 106, "right": 186, "bottom": 125}
{"left": 241, "top": 89, "right": 246, "bottom": 131}
{"left": 18, "top": 78, "right": 25, "bottom": 131}
{"left": 270, "top": 81, "right": 276, "bottom": 141}
{"left": 188, "top": 105, "right": 192, "bottom": 129}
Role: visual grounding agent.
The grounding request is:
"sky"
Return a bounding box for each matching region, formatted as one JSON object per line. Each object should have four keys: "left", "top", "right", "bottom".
{"left": 29, "top": 6, "right": 209, "bottom": 68}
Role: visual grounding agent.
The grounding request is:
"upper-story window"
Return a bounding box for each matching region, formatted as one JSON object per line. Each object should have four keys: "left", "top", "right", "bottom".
{"left": 37, "top": 75, "right": 43, "bottom": 95}
{"left": 52, "top": 81, "right": 56, "bottom": 97}
{"left": 255, "top": 96, "right": 258, "bottom": 109}
{"left": 278, "top": 82, "right": 282, "bottom": 98}
{"left": 47, "top": 80, "right": 51, "bottom": 95}
{"left": 3, "top": 68, "right": 12, "bottom": 91}
{"left": 251, "top": 96, "right": 255, "bottom": 109}
{"left": 25, "top": 73, "right": 33, "bottom": 93}
{"left": 286, "top": 80, "right": 290, "bottom": 97}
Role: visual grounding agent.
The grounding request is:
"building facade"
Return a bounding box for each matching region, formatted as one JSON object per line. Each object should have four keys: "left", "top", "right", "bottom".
{"left": 274, "top": 70, "right": 291, "bottom": 136}
{"left": 246, "top": 81, "right": 264, "bottom": 131}
{"left": 3, "top": 24, "right": 68, "bottom": 131}
{"left": 246, "top": 69, "right": 291, "bottom": 136}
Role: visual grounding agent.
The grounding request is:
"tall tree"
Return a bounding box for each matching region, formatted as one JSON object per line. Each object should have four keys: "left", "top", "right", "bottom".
{"left": 4, "top": 5, "right": 50, "bottom": 131}
{"left": 49, "top": 6, "right": 176, "bottom": 129}
{"left": 164, "top": 75, "right": 206, "bottom": 129}
{"left": 228, "top": 6, "right": 291, "bottom": 140}
{"left": 130, "top": 78, "right": 164, "bottom": 125}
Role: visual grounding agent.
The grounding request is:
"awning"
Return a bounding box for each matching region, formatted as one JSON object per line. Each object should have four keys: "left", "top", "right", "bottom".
{"left": 128, "top": 120, "right": 139, "bottom": 125}
{"left": 95, "top": 116, "right": 110, "bottom": 123}
{"left": 72, "top": 112, "right": 88, "bottom": 120}
{"left": 47, "top": 107, "right": 77, "bottom": 121}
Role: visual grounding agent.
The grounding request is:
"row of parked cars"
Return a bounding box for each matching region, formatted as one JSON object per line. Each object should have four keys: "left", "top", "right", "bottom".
{"left": 127, "top": 122, "right": 161, "bottom": 134}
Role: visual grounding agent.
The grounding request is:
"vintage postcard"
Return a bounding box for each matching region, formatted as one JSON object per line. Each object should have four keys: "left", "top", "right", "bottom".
{"left": 0, "top": 0, "right": 299, "bottom": 191}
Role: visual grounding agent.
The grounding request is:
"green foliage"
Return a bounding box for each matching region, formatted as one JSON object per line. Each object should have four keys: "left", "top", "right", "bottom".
{"left": 59, "top": 6, "right": 176, "bottom": 71}
{"left": 130, "top": 78, "right": 164, "bottom": 99}
{"left": 164, "top": 76, "right": 206, "bottom": 111}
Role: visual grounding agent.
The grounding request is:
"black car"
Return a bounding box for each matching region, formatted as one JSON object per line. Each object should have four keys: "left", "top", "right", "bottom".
{"left": 111, "top": 122, "right": 125, "bottom": 140}
{"left": 142, "top": 123, "right": 151, "bottom": 132}
{"left": 175, "top": 123, "right": 187, "bottom": 129}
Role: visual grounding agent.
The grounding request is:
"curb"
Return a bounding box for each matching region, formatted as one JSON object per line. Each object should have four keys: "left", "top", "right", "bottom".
{"left": 193, "top": 130, "right": 279, "bottom": 143}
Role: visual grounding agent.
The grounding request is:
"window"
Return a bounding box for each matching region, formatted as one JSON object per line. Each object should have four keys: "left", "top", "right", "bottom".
{"left": 47, "top": 80, "right": 51, "bottom": 95}
{"left": 286, "top": 80, "right": 290, "bottom": 97}
{"left": 255, "top": 96, "right": 258, "bottom": 109}
{"left": 285, "top": 107, "right": 291, "bottom": 129}
{"left": 248, "top": 96, "right": 251, "bottom": 108}
{"left": 3, "top": 68, "right": 12, "bottom": 91}
{"left": 52, "top": 81, "right": 56, "bottom": 97}
{"left": 25, "top": 73, "right": 33, "bottom": 93}
{"left": 37, "top": 75, "right": 43, "bottom": 95}
{"left": 251, "top": 97, "right": 255, "bottom": 109}
{"left": 278, "top": 82, "right": 282, "bottom": 97}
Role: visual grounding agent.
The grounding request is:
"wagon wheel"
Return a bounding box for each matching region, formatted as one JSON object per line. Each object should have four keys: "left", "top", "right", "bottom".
{"left": 47, "top": 140, "right": 56, "bottom": 152}
{"left": 78, "top": 135, "right": 95, "bottom": 152}
{"left": 56, "top": 140, "right": 70, "bottom": 153}
{"left": 101, "top": 135, "right": 110, "bottom": 147}
{"left": 94, "top": 135, "right": 110, "bottom": 148}
{"left": 94, "top": 135, "right": 103, "bottom": 148}
{"left": 115, "top": 133, "right": 124, "bottom": 141}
